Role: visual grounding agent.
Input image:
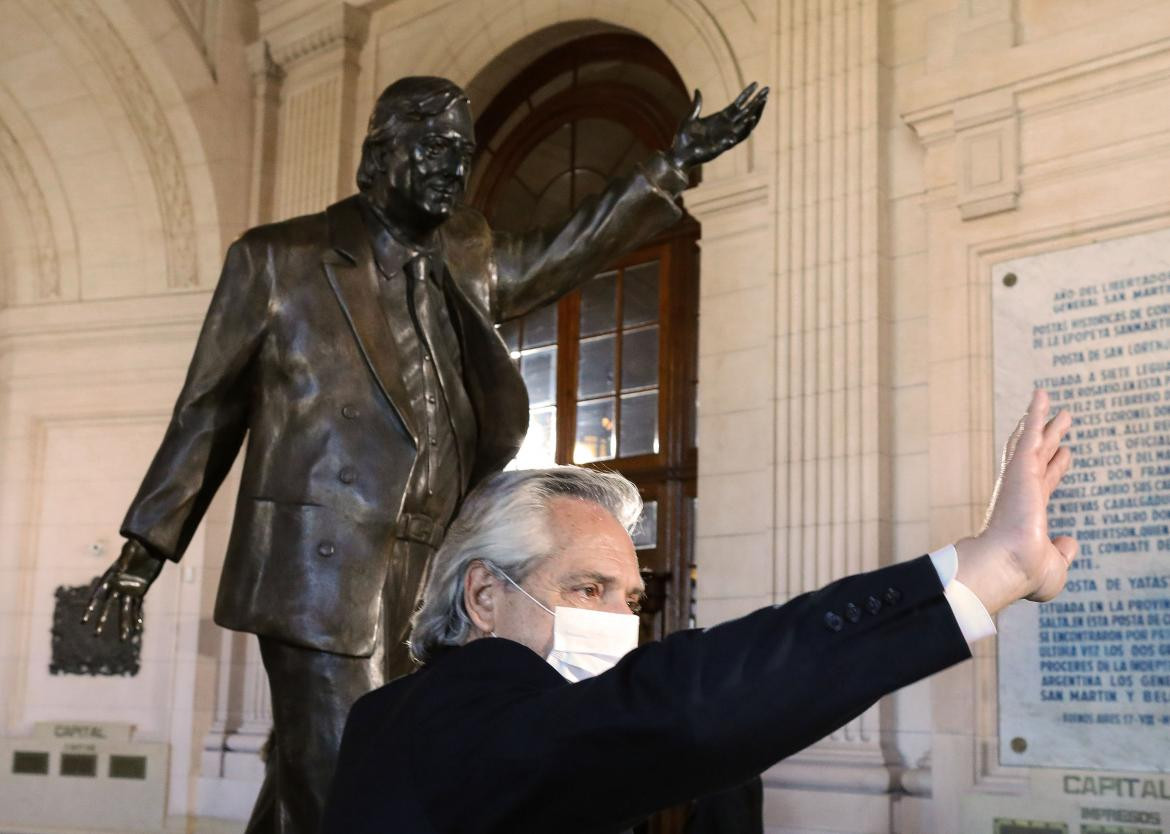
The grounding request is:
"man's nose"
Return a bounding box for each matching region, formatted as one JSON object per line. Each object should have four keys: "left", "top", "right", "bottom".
{"left": 443, "top": 148, "right": 469, "bottom": 180}
{"left": 601, "top": 596, "right": 632, "bottom": 616}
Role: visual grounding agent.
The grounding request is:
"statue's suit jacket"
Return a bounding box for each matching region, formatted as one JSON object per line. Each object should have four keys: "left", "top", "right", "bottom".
{"left": 320, "top": 556, "right": 973, "bottom": 834}
{"left": 120, "top": 155, "right": 688, "bottom": 657}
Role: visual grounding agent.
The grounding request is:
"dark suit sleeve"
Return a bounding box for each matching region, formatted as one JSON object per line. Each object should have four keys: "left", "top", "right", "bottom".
{"left": 120, "top": 236, "right": 271, "bottom": 561}
{"left": 491, "top": 153, "right": 688, "bottom": 322}
{"left": 429, "top": 556, "right": 971, "bottom": 834}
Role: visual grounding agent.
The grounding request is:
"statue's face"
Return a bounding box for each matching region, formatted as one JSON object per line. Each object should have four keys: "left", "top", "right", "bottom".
{"left": 385, "top": 100, "right": 476, "bottom": 223}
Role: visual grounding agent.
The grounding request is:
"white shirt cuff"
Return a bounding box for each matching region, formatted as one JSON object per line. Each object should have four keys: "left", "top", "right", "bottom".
{"left": 928, "top": 544, "right": 997, "bottom": 646}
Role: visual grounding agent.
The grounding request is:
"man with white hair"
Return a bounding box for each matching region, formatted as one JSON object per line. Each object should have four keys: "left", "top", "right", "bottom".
{"left": 322, "top": 391, "right": 1077, "bottom": 834}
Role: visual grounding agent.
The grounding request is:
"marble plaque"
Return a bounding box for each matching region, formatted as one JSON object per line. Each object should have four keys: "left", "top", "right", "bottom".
{"left": 993, "top": 227, "right": 1170, "bottom": 772}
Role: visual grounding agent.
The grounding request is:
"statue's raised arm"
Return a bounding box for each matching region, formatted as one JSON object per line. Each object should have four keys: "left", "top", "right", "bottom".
{"left": 488, "top": 83, "right": 769, "bottom": 322}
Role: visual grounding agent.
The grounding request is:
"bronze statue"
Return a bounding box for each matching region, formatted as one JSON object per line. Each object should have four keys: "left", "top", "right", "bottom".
{"left": 83, "top": 76, "right": 767, "bottom": 833}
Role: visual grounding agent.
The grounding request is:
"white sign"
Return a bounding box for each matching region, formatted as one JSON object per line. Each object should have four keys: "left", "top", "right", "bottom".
{"left": 993, "top": 227, "right": 1170, "bottom": 772}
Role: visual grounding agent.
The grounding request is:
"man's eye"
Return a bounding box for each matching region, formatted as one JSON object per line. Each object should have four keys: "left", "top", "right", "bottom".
{"left": 627, "top": 600, "right": 643, "bottom": 615}
{"left": 577, "top": 584, "right": 600, "bottom": 599}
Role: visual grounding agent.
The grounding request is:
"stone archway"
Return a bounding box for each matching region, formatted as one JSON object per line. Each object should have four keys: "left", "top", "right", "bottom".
{"left": 372, "top": 0, "right": 759, "bottom": 178}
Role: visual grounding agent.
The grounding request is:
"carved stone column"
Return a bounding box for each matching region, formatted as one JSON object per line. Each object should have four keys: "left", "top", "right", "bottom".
{"left": 196, "top": 629, "right": 270, "bottom": 819}
{"left": 247, "top": 41, "right": 284, "bottom": 226}
{"left": 253, "top": 2, "right": 370, "bottom": 222}
{"left": 759, "top": 0, "right": 897, "bottom": 829}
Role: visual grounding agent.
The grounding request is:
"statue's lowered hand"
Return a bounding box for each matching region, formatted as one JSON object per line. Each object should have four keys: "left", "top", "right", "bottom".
{"left": 668, "top": 82, "right": 769, "bottom": 170}
{"left": 82, "top": 539, "right": 164, "bottom": 641}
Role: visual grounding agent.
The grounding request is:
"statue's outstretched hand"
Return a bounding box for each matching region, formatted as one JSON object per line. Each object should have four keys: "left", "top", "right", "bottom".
{"left": 668, "top": 82, "right": 769, "bottom": 170}
{"left": 82, "top": 539, "right": 164, "bottom": 641}
{"left": 956, "top": 389, "right": 1079, "bottom": 614}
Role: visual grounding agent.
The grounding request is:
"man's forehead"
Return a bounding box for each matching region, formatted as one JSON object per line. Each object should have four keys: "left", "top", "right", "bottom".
{"left": 417, "top": 102, "right": 474, "bottom": 138}
{"left": 548, "top": 503, "right": 643, "bottom": 592}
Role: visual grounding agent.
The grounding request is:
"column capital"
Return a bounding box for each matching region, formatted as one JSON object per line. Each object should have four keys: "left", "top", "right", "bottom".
{"left": 246, "top": 40, "right": 284, "bottom": 86}
{"left": 259, "top": 2, "right": 370, "bottom": 73}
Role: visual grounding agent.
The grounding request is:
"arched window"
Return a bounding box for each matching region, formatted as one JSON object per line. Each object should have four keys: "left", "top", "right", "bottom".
{"left": 471, "top": 34, "right": 699, "bottom": 645}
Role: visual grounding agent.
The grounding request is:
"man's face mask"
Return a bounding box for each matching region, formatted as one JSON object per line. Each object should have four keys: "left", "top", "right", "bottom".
{"left": 500, "top": 572, "right": 639, "bottom": 682}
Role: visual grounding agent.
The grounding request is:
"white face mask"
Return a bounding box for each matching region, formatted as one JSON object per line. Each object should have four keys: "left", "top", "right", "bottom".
{"left": 500, "top": 572, "right": 640, "bottom": 682}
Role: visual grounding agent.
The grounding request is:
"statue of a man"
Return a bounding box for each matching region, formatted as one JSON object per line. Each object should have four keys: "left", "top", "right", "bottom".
{"left": 84, "top": 76, "right": 766, "bottom": 832}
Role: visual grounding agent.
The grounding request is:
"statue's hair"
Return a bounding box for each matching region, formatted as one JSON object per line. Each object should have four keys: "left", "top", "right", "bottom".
{"left": 356, "top": 76, "right": 470, "bottom": 193}
{"left": 408, "top": 467, "right": 642, "bottom": 665}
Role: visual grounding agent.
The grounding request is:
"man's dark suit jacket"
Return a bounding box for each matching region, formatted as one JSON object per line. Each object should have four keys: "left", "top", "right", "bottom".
{"left": 117, "top": 154, "right": 686, "bottom": 657}
{"left": 320, "top": 555, "right": 972, "bottom": 833}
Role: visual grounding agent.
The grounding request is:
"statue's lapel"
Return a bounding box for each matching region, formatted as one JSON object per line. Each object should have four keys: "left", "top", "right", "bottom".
{"left": 322, "top": 196, "right": 420, "bottom": 447}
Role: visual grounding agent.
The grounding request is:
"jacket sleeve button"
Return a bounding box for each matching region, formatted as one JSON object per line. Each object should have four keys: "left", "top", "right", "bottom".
{"left": 824, "top": 612, "right": 843, "bottom": 632}
{"left": 845, "top": 603, "right": 861, "bottom": 623}
{"left": 317, "top": 541, "right": 335, "bottom": 557}
{"left": 884, "top": 587, "right": 902, "bottom": 605}
{"left": 866, "top": 595, "right": 882, "bottom": 615}
{"left": 339, "top": 466, "right": 357, "bottom": 484}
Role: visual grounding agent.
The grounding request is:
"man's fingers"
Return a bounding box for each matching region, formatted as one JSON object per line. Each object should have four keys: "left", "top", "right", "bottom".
{"left": 1045, "top": 445, "right": 1072, "bottom": 493}
{"left": 120, "top": 595, "right": 135, "bottom": 642}
{"left": 731, "top": 87, "right": 769, "bottom": 122}
{"left": 95, "top": 591, "right": 118, "bottom": 636}
{"left": 81, "top": 575, "right": 112, "bottom": 624}
{"left": 1041, "top": 408, "right": 1072, "bottom": 457}
{"left": 1020, "top": 389, "right": 1050, "bottom": 451}
{"left": 1052, "top": 535, "right": 1079, "bottom": 565}
{"left": 733, "top": 82, "right": 758, "bottom": 109}
{"left": 688, "top": 89, "right": 702, "bottom": 121}
{"left": 1003, "top": 413, "right": 1027, "bottom": 470}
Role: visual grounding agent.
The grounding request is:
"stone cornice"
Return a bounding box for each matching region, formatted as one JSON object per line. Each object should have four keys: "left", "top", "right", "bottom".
{"left": 246, "top": 40, "right": 284, "bottom": 84}
{"left": 264, "top": 3, "right": 370, "bottom": 71}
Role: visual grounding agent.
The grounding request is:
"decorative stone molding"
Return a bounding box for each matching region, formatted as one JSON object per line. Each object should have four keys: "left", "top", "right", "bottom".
{"left": 266, "top": 3, "right": 370, "bottom": 72}
{"left": 954, "top": 0, "right": 1017, "bottom": 58}
{"left": 683, "top": 173, "right": 770, "bottom": 226}
{"left": 167, "top": 0, "right": 220, "bottom": 78}
{"left": 0, "top": 118, "right": 61, "bottom": 300}
{"left": 954, "top": 89, "right": 1020, "bottom": 221}
{"left": 247, "top": 41, "right": 284, "bottom": 225}
{"left": 899, "top": 751, "right": 933, "bottom": 797}
{"left": 50, "top": 0, "right": 199, "bottom": 289}
{"left": 247, "top": 39, "right": 285, "bottom": 85}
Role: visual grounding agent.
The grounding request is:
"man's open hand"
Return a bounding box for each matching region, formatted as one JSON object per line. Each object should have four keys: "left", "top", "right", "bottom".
{"left": 82, "top": 539, "right": 164, "bottom": 641}
{"left": 668, "top": 83, "right": 768, "bottom": 170}
{"left": 956, "top": 389, "right": 1079, "bottom": 614}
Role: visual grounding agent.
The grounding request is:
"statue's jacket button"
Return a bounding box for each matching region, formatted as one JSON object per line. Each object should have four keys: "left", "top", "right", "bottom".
{"left": 317, "top": 541, "right": 335, "bottom": 557}
{"left": 339, "top": 466, "right": 357, "bottom": 484}
{"left": 342, "top": 405, "right": 359, "bottom": 419}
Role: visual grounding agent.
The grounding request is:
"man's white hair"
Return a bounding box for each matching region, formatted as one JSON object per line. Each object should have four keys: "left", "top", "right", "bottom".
{"left": 409, "top": 466, "right": 642, "bottom": 664}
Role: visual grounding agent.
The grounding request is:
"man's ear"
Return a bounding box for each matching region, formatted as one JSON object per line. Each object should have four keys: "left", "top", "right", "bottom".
{"left": 371, "top": 140, "right": 390, "bottom": 175}
{"left": 463, "top": 560, "right": 501, "bottom": 636}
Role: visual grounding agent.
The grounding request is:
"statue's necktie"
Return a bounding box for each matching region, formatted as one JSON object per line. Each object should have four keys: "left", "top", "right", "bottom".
{"left": 404, "top": 254, "right": 467, "bottom": 495}
{"left": 404, "top": 255, "right": 436, "bottom": 368}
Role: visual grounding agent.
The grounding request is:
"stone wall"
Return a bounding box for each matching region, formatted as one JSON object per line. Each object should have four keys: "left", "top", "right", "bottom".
{"left": 1, "top": 0, "right": 1168, "bottom": 831}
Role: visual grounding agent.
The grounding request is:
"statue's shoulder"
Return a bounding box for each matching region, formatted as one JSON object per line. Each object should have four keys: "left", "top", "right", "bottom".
{"left": 441, "top": 204, "right": 492, "bottom": 250}
{"left": 234, "top": 208, "right": 331, "bottom": 257}
{"left": 441, "top": 205, "right": 495, "bottom": 308}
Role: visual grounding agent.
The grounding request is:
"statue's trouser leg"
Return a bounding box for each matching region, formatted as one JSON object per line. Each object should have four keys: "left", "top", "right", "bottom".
{"left": 380, "top": 538, "right": 436, "bottom": 682}
{"left": 249, "top": 636, "right": 386, "bottom": 834}
{"left": 241, "top": 537, "right": 435, "bottom": 833}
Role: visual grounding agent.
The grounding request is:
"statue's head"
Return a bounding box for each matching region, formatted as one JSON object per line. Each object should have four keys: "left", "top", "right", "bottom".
{"left": 357, "top": 76, "right": 475, "bottom": 231}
